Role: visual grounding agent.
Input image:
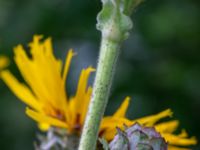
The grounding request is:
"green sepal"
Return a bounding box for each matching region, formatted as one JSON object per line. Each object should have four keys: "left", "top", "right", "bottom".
{"left": 99, "top": 138, "right": 110, "bottom": 150}
{"left": 96, "top": 0, "right": 133, "bottom": 42}
{"left": 96, "top": 0, "right": 144, "bottom": 42}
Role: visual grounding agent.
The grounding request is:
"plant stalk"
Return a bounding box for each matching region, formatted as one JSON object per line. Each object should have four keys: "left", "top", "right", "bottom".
{"left": 78, "top": 0, "right": 143, "bottom": 149}
{"left": 78, "top": 37, "right": 121, "bottom": 150}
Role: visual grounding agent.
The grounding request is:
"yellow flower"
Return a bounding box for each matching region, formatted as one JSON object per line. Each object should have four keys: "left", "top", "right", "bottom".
{"left": 1, "top": 35, "right": 95, "bottom": 133}
{"left": 0, "top": 55, "right": 9, "bottom": 70}
{"left": 100, "top": 99, "right": 197, "bottom": 150}
{"left": 1, "top": 35, "right": 197, "bottom": 150}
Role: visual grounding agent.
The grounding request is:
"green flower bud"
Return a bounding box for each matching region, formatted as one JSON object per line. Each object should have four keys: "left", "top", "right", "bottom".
{"left": 109, "top": 123, "right": 167, "bottom": 150}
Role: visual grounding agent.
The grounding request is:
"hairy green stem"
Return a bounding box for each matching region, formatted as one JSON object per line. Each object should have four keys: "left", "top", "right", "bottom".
{"left": 78, "top": 0, "right": 143, "bottom": 149}
{"left": 78, "top": 38, "right": 120, "bottom": 150}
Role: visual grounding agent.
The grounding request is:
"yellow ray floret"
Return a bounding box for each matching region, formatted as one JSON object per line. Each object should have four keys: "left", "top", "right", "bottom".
{"left": 0, "top": 55, "right": 9, "bottom": 70}
{"left": 1, "top": 35, "right": 197, "bottom": 150}
{"left": 99, "top": 99, "right": 197, "bottom": 150}
{"left": 1, "top": 35, "right": 94, "bottom": 133}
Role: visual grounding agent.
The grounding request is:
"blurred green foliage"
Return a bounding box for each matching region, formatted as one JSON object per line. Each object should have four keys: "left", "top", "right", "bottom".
{"left": 0, "top": 0, "right": 199, "bottom": 149}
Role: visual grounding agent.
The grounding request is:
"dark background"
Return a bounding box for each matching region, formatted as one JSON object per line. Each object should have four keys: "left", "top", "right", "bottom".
{"left": 0, "top": 0, "right": 199, "bottom": 149}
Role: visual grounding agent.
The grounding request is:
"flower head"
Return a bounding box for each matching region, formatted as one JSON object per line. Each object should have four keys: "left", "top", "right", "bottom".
{"left": 1, "top": 35, "right": 95, "bottom": 133}
{"left": 109, "top": 123, "right": 168, "bottom": 150}
{"left": 1, "top": 35, "right": 197, "bottom": 150}
{"left": 100, "top": 99, "right": 197, "bottom": 150}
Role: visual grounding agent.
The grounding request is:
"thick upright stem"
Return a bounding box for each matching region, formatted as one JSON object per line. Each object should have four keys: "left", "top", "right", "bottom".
{"left": 78, "top": 38, "right": 120, "bottom": 150}
{"left": 78, "top": 0, "right": 143, "bottom": 149}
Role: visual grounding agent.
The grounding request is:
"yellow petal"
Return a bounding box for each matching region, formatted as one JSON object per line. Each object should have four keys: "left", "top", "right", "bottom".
{"left": 26, "top": 108, "right": 68, "bottom": 129}
{"left": 38, "top": 123, "right": 50, "bottom": 131}
{"left": 0, "top": 56, "right": 9, "bottom": 70}
{"left": 80, "top": 86, "right": 93, "bottom": 125}
{"left": 74, "top": 67, "right": 95, "bottom": 115}
{"left": 168, "top": 145, "right": 190, "bottom": 150}
{"left": 62, "top": 49, "right": 76, "bottom": 84}
{"left": 13, "top": 44, "right": 51, "bottom": 105}
{"left": 114, "top": 97, "right": 130, "bottom": 118}
{"left": 67, "top": 97, "right": 76, "bottom": 127}
{"left": 100, "top": 117, "right": 130, "bottom": 140}
{"left": 133, "top": 109, "right": 173, "bottom": 126}
{"left": 14, "top": 38, "right": 68, "bottom": 113}
{"left": 162, "top": 133, "right": 197, "bottom": 146}
{"left": 29, "top": 35, "right": 43, "bottom": 55}
{"left": 178, "top": 130, "right": 188, "bottom": 138}
{"left": 1, "top": 70, "right": 41, "bottom": 111}
{"left": 100, "top": 117, "right": 132, "bottom": 130}
{"left": 100, "top": 127, "right": 118, "bottom": 141}
{"left": 155, "top": 120, "right": 179, "bottom": 133}
{"left": 43, "top": 37, "right": 53, "bottom": 55}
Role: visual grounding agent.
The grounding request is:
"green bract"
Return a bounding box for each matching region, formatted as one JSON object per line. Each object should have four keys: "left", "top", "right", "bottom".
{"left": 96, "top": 0, "right": 132, "bottom": 42}
{"left": 109, "top": 123, "right": 167, "bottom": 150}
{"left": 96, "top": 0, "right": 143, "bottom": 42}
